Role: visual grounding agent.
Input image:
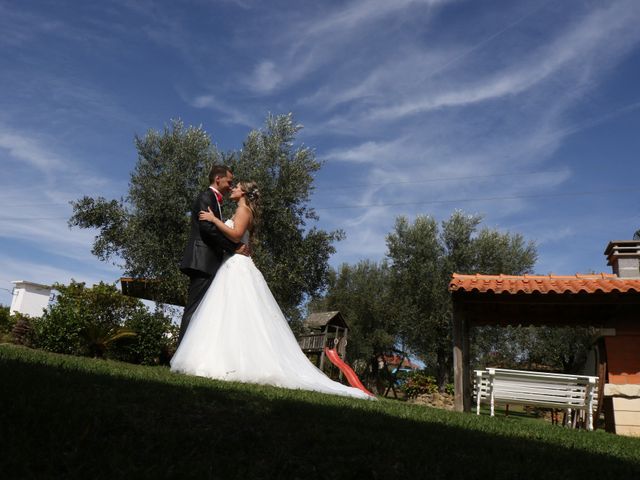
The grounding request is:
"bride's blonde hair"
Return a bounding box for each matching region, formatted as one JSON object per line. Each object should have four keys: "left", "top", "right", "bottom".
{"left": 238, "top": 181, "right": 261, "bottom": 233}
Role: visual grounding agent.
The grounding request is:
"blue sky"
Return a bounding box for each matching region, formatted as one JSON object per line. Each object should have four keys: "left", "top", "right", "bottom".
{"left": 2, "top": 0, "right": 640, "bottom": 307}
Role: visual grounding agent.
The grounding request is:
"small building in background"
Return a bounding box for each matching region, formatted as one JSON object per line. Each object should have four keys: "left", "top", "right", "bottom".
{"left": 297, "top": 311, "right": 349, "bottom": 370}
{"left": 449, "top": 239, "right": 640, "bottom": 437}
{"left": 382, "top": 353, "right": 421, "bottom": 373}
{"left": 9, "top": 280, "right": 52, "bottom": 317}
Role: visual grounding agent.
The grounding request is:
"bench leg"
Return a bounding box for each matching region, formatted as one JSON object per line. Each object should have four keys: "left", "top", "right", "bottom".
{"left": 489, "top": 380, "right": 495, "bottom": 417}
{"left": 475, "top": 371, "right": 482, "bottom": 416}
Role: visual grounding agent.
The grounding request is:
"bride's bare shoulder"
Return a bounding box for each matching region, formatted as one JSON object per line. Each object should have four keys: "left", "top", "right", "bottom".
{"left": 236, "top": 204, "right": 253, "bottom": 218}
{"left": 232, "top": 204, "right": 253, "bottom": 228}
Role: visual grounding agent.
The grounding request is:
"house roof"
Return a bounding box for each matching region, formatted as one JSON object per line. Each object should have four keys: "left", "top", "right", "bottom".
{"left": 11, "top": 280, "right": 52, "bottom": 290}
{"left": 449, "top": 273, "right": 640, "bottom": 295}
{"left": 304, "top": 311, "right": 348, "bottom": 330}
{"left": 383, "top": 354, "right": 421, "bottom": 370}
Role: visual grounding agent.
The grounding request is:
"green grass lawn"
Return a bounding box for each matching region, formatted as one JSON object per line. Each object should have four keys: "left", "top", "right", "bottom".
{"left": 1, "top": 344, "right": 639, "bottom": 479}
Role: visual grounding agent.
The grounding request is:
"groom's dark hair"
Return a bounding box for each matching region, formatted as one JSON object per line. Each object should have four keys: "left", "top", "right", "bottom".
{"left": 209, "top": 165, "right": 231, "bottom": 184}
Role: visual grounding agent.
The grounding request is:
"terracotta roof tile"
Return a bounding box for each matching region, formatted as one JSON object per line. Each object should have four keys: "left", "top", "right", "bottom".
{"left": 449, "top": 273, "right": 640, "bottom": 295}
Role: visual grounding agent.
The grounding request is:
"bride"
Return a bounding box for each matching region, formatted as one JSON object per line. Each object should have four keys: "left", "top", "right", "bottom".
{"left": 170, "top": 181, "right": 373, "bottom": 400}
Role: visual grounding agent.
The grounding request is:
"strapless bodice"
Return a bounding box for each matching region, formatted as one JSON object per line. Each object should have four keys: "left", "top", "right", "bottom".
{"left": 225, "top": 219, "right": 249, "bottom": 244}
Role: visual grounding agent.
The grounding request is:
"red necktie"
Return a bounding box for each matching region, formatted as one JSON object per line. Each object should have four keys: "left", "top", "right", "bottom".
{"left": 212, "top": 190, "right": 222, "bottom": 204}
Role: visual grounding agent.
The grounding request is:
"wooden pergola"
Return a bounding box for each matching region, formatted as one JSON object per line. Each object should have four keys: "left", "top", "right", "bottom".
{"left": 449, "top": 272, "right": 640, "bottom": 431}
{"left": 119, "top": 277, "right": 185, "bottom": 306}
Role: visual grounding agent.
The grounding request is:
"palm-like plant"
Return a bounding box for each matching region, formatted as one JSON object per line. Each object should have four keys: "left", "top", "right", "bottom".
{"left": 80, "top": 324, "right": 137, "bottom": 358}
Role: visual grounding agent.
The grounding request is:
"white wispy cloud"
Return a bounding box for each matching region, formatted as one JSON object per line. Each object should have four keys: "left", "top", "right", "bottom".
{"left": 2, "top": 0, "right": 639, "bottom": 291}
{"left": 247, "top": 61, "right": 283, "bottom": 94}
{"left": 0, "top": 131, "right": 66, "bottom": 172}
{"left": 0, "top": 4, "right": 78, "bottom": 47}
{"left": 359, "top": 0, "right": 640, "bottom": 123}
{"left": 0, "top": 2, "right": 125, "bottom": 51}
{"left": 301, "top": 0, "right": 447, "bottom": 38}
{"left": 0, "top": 126, "right": 116, "bottom": 191}
{"left": 0, "top": 212, "right": 100, "bottom": 264}
{"left": 307, "top": 3, "right": 639, "bottom": 271}
{"left": 244, "top": 0, "right": 454, "bottom": 93}
{"left": 0, "top": 126, "right": 122, "bottom": 273}
{"left": 0, "top": 252, "right": 120, "bottom": 306}
{"left": 189, "top": 94, "right": 257, "bottom": 127}
{"left": 298, "top": 47, "right": 459, "bottom": 112}
{"left": 322, "top": 137, "right": 411, "bottom": 164}
{"left": 307, "top": 0, "right": 640, "bottom": 240}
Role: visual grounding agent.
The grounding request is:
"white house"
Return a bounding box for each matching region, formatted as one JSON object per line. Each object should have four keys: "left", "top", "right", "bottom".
{"left": 9, "top": 281, "right": 52, "bottom": 317}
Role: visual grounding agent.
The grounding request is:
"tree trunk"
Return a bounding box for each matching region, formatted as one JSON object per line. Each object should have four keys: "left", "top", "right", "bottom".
{"left": 369, "top": 355, "right": 384, "bottom": 394}
{"left": 436, "top": 348, "right": 450, "bottom": 391}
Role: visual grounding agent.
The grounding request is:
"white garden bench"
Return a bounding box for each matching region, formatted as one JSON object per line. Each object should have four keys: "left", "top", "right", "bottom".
{"left": 474, "top": 368, "right": 599, "bottom": 431}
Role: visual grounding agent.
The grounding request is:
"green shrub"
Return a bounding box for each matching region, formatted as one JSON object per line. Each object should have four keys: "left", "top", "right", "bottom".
{"left": 114, "top": 308, "right": 178, "bottom": 365}
{"left": 1, "top": 305, "right": 17, "bottom": 342}
{"left": 10, "top": 314, "right": 36, "bottom": 347}
{"left": 32, "top": 302, "right": 85, "bottom": 354}
{"left": 32, "top": 281, "right": 145, "bottom": 357}
{"left": 399, "top": 371, "right": 439, "bottom": 398}
{"left": 0, "top": 305, "right": 12, "bottom": 334}
{"left": 30, "top": 280, "right": 178, "bottom": 365}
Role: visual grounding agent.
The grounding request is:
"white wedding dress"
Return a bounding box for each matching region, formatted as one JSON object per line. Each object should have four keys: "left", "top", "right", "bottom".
{"left": 171, "top": 220, "right": 373, "bottom": 400}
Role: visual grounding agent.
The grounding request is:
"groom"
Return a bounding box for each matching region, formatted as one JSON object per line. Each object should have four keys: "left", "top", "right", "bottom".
{"left": 178, "top": 165, "right": 247, "bottom": 345}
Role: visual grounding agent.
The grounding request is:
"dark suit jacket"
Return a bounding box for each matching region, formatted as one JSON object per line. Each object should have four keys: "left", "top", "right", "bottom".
{"left": 180, "top": 189, "right": 239, "bottom": 277}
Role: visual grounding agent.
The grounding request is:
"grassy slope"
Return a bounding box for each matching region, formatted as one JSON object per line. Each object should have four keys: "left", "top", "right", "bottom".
{"left": 1, "top": 344, "right": 639, "bottom": 479}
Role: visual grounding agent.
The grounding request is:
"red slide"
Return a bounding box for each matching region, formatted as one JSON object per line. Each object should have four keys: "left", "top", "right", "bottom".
{"left": 324, "top": 347, "right": 375, "bottom": 397}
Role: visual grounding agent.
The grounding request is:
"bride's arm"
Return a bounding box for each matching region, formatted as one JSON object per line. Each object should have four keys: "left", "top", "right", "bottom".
{"left": 198, "top": 206, "right": 251, "bottom": 243}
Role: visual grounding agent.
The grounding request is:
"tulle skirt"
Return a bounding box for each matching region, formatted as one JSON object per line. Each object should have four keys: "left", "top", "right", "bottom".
{"left": 170, "top": 255, "right": 373, "bottom": 400}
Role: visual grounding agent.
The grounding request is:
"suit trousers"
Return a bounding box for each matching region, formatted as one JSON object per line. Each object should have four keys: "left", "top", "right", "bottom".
{"left": 178, "top": 273, "right": 214, "bottom": 345}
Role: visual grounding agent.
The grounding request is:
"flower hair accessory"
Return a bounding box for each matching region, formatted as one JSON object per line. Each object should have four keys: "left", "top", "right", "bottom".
{"left": 246, "top": 187, "right": 260, "bottom": 202}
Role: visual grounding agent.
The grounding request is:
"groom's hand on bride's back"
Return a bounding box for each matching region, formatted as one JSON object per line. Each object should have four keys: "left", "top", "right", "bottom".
{"left": 235, "top": 243, "right": 251, "bottom": 256}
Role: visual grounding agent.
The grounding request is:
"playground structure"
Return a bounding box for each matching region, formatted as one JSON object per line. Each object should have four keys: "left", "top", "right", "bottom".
{"left": 298, "top": 311, "right": 372, "bottom": 395}
{"left": 297, "top": 311, "right": 349, "bottom": 371}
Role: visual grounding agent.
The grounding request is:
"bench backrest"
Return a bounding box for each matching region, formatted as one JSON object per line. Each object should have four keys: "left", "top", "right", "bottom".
{"left": 474, "top": 368, "right": 598, "bottom": 410}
